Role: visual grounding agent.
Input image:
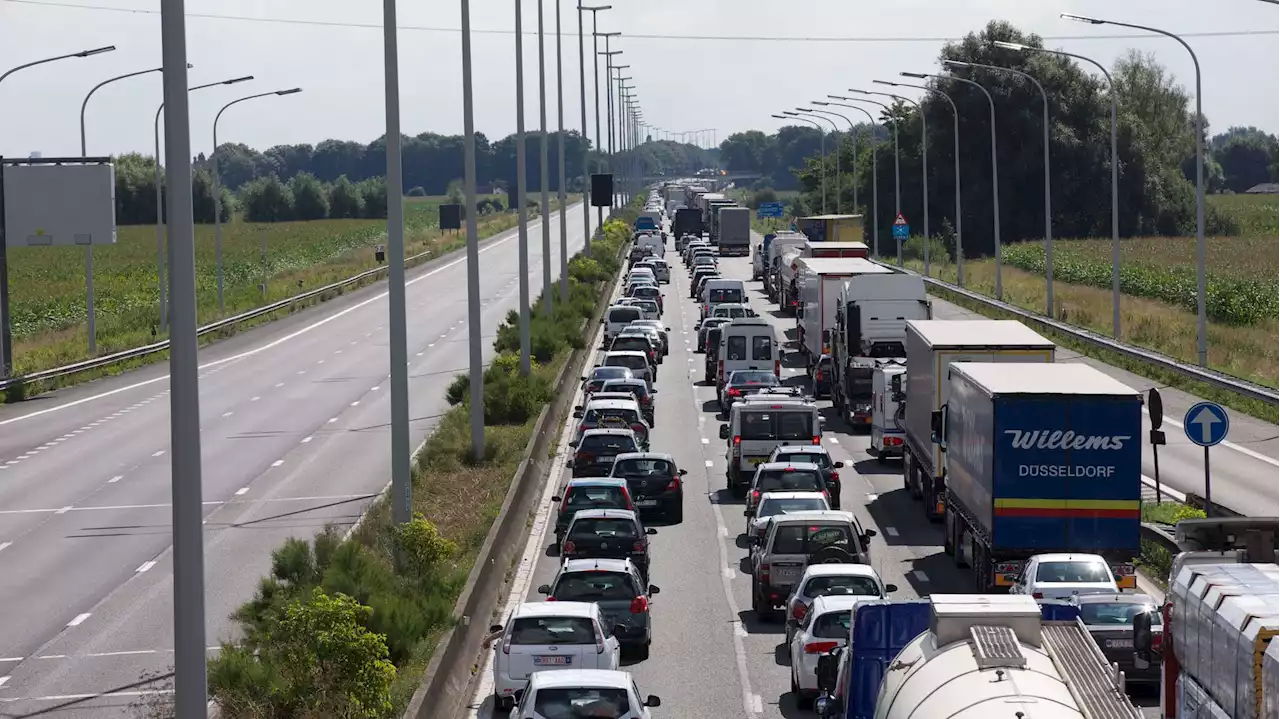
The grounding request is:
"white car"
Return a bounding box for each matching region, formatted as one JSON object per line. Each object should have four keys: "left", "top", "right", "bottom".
{"left": 744, "top": 491, "right": 830, "bottom": 540}
{"left": 510, "top": 669, "right": 661, "bottom": 718}
{"left": 784, "top": 564, "right": 895, "bottom": 643}
{"left": 489, "top": 602, "right": 621, "bottom": 711}
{"left": 788, "top": 595, "right": 878, "bottom": 708}
{"left": 1009, "top": 552, "right": 1120, "bottom": 601}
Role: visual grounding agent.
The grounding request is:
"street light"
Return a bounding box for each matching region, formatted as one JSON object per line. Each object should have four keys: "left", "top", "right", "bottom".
{"left": 79, "top": 62, "right": 182, "bottom": 356}
{"left": 597, "top": 43, "right": 621, "bottom": 204}
{"left": 614, "top": 71, "right": 632, "bottom": 206}
{"left": 554, "top": 0, "right": 568, "bottom": 304}
{"left": 836, "top": 93, "right": 902, "bottom": 264}
{"left": 855, "top": 87, "right": 930, "bottom": 271}
{"left": 0, "top": 45, "right": 115, "bottom": 85}
{"left": 822, "top": 100, "right": 882, "bottom": 258}
{"left": 797, "top": 107, "right": 843, "bottom": 214}
{"left": 462, "top": 0, "right": 485, "bottom": 460}
{"left": 1062, "top": 13, "right": 1207, "bottom": 364}
{"left": 994, "top": 40, "right": 1118, "bottom": 334}
{"left": 153, "top": 74, "right": 253, "bottom": 333}
{"left": 901, "top": 71, "right": 1003, "bottom": 299}
{"left": 781, "top": 111, "right": 827, "bottom": 214}
{"left": 537, "top": 0, "right": 553, "bottom": 316}
{"left": 515, "top": 0, "right": 531, "bottom": 373}
{"left": 578, "top": 5, "right": 611, "bottom": 252}
{"left": 875, "top": 78, "right": 963, "bottom": 284}
{"left": 212, "top": 88, "right": 301, "bottom": 314}
{"left": 810, "top": 103, "right": 860, "bottom": 218}
{"left": 946, "top": 59, "right": 1053, "bottom": 315}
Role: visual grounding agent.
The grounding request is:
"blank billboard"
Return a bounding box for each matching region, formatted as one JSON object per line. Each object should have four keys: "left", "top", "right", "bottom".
{"left": 3, "top": 161, "right": 116, "bottom": 246}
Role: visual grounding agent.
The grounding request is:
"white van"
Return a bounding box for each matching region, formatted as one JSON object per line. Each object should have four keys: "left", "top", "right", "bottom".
{"left": 718, "top": 398, "right": 824, "bottom": 496}
{"left": 602, "top": 304, "right": 643, "bottom": 346}
{"left": 715, "top": 318, "right": 779, "bottom": 392}
{"left": 699, "top": 278, "right": 747, "bottom": 319}
{"left": 869, "top": 362, "right": 906, "bottom": 460}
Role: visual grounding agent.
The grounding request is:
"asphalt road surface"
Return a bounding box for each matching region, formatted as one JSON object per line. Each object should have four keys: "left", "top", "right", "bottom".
{"left": 0, "top": 205, "right": 603, "bottom": 717}
{"left": 465, "top": 229, "right": 1275, "bottom": 719}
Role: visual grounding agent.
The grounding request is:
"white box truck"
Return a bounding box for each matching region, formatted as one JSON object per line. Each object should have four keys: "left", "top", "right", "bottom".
{"left": 716, "top": 206, "right": 751, "bottom": 256}
{"left": 900, "top": 320, "right": 1055, "bottom": 523}
{"left": 795, "top": 258, "right": 888, "bottom": 369}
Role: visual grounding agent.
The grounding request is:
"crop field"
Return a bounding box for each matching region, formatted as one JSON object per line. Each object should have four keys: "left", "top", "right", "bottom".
{"left": 5, "top": 193, "right": 558, "bottom": 376}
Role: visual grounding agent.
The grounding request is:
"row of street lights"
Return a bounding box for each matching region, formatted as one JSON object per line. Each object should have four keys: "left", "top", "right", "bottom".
{"left": 774, "top": 12, "right": 1225, "bottom": 362}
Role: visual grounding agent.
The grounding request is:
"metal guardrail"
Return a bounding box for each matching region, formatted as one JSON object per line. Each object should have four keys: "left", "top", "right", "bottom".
{"left": 880, "top": 262, "right": 1279, "bottom": 406}
{"left": 0, "top": 246, "right": 436, "bottom": 394}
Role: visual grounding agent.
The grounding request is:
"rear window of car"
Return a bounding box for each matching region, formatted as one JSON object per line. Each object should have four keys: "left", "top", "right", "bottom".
{"left": 553, "top": 571, "right": 639, "bottom": 602}
{"left": 715, "top": 306, "right": 749, "bottom": 319}
{"left": 803, "top": 575, "right": 881, "bottom": 598}
{"left": 739, "top": 410, "right": 814, "bottom": 441}
{"left": 726, "top": 336, "right": 747, "bottom": 361}
{"left": 773, "top": 452, "right": 831, "bottom": 468}
{"left": 709, "top": 288, "right": 743, "bottom": 303}
{"left": 1079, "top": 602, "right": 1162, "bottom": 626}
{"left": 510, "top": 616, "right": 597, "bottom": 645}
{"left": 811, "top": 610, "right": 854, "bottom": 639}
{"left": 566, "top": 485, "right": 629, "bottom": 509}
{"left": 731, "top": 371, "right": 778, "bottom": 387}
{"left": 601, "top": 381, "right": 649, "bottom": 400}
{"left": 633, "top": 286, "right": 659, "bottom": 298}
{"left": 1036, "top": 561, "right": 1113, "bottom": 583}
{"left": 771, "top": 524, "right": 856, "bottom": 555}
{"left": 532, "top": 689, "right": 630, "bottom": 718}
{"left": 611, "top": 337, "right": 649, "bottom": 353}
{"left": 756, "top": 469, "right": 824, "bottom": 493}
{"left": 752, "top": 336, "right": 774, "bottom": 360}
{"left": 605, "top": 355, "right": 648, "bottom": 372}
{"left": 609, "top": 308, "right": 641, "bottom": 323}
{"left": 612, "top": 458, "right": 674, "bottom": 477}
{"left": 579, "top": 434, "right": 638, "bottom": 454}
{"left": 569, "top": 518, "right": 639, "bottom": 539}
{"left": 758, "top": 497, "right": 828, "bottom": 518}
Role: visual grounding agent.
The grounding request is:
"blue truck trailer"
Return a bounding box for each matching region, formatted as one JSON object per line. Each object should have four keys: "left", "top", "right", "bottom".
{"left": 936, "top": 362, "right": 1143, "bottom": 592}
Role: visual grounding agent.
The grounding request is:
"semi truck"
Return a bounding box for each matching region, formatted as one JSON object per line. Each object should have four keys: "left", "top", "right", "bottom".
{"left": 776, "top": 246, "right": 805, "bottom": 312}
{"left": 900, "top": 320, "right": 1055, "bottom": 523}
{"left": 715, "top": 206, "right": 751, "bottom": 256}
{"left": 672, "top": 207, "right": 703, "bottom": 241}
{"left": 800, "top": 241, "right": 870, "bottom": 259}
{"left": 766, "top": 232, "right": 808, "bottom": 302}
{"left": 829, "top": 272, "right": 930, "bottom": 429}
{"left": 705, "top": 198, "right": 736, "bottom": 244}
{"left": 795, "top": 258, "right": 889, "bottom": 371}
{"left": 797, "top": 214, "right": 864, "bottom": 243}
{"left": 936, "top": 362, "right": 1142, "bottom": 592}
{"left": 813, "top": 595, "right": 1144, "bottom": 719}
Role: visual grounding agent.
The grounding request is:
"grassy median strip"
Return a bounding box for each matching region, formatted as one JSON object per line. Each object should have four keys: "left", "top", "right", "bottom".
{"left": 206, "top": 209, "right": 636, "bottom": 718}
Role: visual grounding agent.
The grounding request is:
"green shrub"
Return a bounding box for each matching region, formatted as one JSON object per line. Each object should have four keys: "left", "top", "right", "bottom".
{"left": 393, "top": 513, "right": 457, "bottom": 577}
{"left": 900, "top": 233, "right": 951, "bottom": 265}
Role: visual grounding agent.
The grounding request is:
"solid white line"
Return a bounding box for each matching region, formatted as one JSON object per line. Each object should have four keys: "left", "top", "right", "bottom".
{"left": 54, "top": 506, "right": 71, "bottom": 515}
{"left": 301, "top": 436, "right": 313, "bottom": 443}
{"left": 0, "top": 690, "right": 173, "bottom": 702}
{"left": 108, "top": 475, "right": 123, "bottom": 483}
{"left": 0, "top": 231, "right": 533, "bottom": 428}
{"left": 0, "top": 676, "right": 9, "bottom": 689}
{"left": 136, "top": 561, "right": 156, "bottom": 573}
{"left": 66, "top": 613, "right": 91, "bottom": 627}
{"left": 1141, "top": 474, "right": 1188, "bottom": 503}
{"left": 0, "top": 658, "right": 21, "bottom": 663}
{"left": 0, "top": 541, "right": 11, "bottom": 553}
{"left": 271, "top": 460, "right": 284, "bottom": 468}
{"left": 912, "top": 570, "right": 930, "bottom": 583}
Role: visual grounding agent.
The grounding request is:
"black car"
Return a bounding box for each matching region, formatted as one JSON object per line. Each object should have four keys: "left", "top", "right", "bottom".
{"left": 550, "top": 478, "right": 635, "bottom": 544}
{"left": 720, "top": 369, "right": 783, "bottom": 412}
{"left": 609, "top": 452, "right": 686, "bottom": 523}
{"left": 600, "top": 378, "right": 656, "bottom": 427}
{"left": 767, "top": 445, "right": 846, "bottom": 509}
{"left": 703, "top": 326, "right": 726, "bottom": 383}
{"left": 568, "top": 428, "right": 641, "bottom": 478}
{"left": 813, "top": 353, "right": 834, "bottom": 399}
{"left": 560, "top": 508, "right": 657, "bottom": 580}
{"left": 610, "top": 333, "right": 660, "bottom": 370}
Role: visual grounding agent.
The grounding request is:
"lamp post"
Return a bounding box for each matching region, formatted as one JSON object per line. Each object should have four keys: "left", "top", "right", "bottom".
{"left": 1063, "top": 13, "right": 1206, "bottom": 363}
{"left": 598, "top": 43, "right": 621, "bottom": 204}
{"left": 79, "top": 62, "right": 171, "bottom": 356}
{"left": 554, "top": 0, "right": 568, "bottom": 304}
{"left": 881, "top": 77, "right": 963, "bottom": 284}
{"left": 780, "top": 111, "right": 827, "bottom": 214}
{"left": 856, "top": 88, "right": 929, "bottom": 272}
{"left": 578, "top": 5, "right": 611, "bottom": 252}
{"left": 834, "top": 94, "right": 901, "bottom": 264}
{"left": 462, "top": 0, "right": 485, "bottom": 460}
{"left": 822, "top": 101, "right": 881, "bottom": 258}
{"left": 797, "top": 108, "right": 842, "bottom": 214}
{"left": 152, "top": 75, "right": 254, "bottom": 333}
{"left": 537, "top": 0, "right": 553, "bottom": 316}
{"left": 613, "top": 71, "right": 631, "bottom": 205}
{"left": 585, "top": 12, "right": 612, "bottom": 231}
{"left": 212, "top": 88, "right": 301, "bottom": 315}
{"left": 994, "top": 41, "right": 1117, "bottom": 334}
{"left": 811, "top": 103, "right": 859, "bottom": 216}
{"left": 515, "top": 0, "right": 531, "bottom": 374}
{"left": 947, "top": 59, "right": 1052, "bottom": 315}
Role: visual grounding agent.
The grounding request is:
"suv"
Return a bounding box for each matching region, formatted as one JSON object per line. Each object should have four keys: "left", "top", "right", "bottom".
{"left": 601, "top": 350, "right": 655, "bottom": 386}
{"left": 745, "top": 462, "right": 829, "bottom": 516}
{"left": 572, "top": 398, "right": 649, "bottom": 447}
{"left": 750, "top": 510, "right": 876, "bottom": 620}
{"left": 610, "top": 332, "right": 660, "bottom": 368}
{"left": 551, "top": 478, "right": 635, "bottom": 545}
{"left": 568, "top": 428, "right": 642, "bottom": 478}
{"left": 784, "top": 564, "right": 894, "bottom": 643}
{"left": 538, "top": 557, "right": 660, "bottom": 659}
{"left": 766, "top": 445, "right": 845, "bottom": 509}
{"left": 560, "top": 509, "right": 657, "bottom": 581}
{"left": 488, "top": 601, "right": 621, "bottom": 711}
{"left": 609, "top": 452, "right": 686, "bottom": 523}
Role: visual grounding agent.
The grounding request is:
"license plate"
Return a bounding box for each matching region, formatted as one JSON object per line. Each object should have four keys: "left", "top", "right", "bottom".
{"left": 1105, "top": 638, "right": 1133, "bottom": 649}
{"left": 596, "top": 457, "right": 613, "bottom": 464}
{"left": 773, "top": 566, "right": 800, "bottom": 581}
{"left": 636, "top": 499, "right": 658, "bottom": 507}
{"left": 534, "top": 655, "right": 571, "bottom": 666}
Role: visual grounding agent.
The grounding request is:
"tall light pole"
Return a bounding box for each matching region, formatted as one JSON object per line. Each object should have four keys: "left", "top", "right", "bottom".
{"left": 835, "top": 94, "right": 901, "bottom": 264}
{"left": 537, "top": 0, "right": 552, "bottom": 316}
{"left": 152, "top": 75, "right": 253, "bottom": 333}
{"left": 797, "top": 107, "right": 843, "bottom": 214}
{"left": 613, "top": 71, "right": 631, "bottom": 206}
{"left": 79, "top": 62, "right": 168, "bottom": 357}
{"left": 812, "top": 102, "right": 859, "bottom": 216}
{"left": 947, "top": 59, "right": 1053, "bottom": 314}
{"left": 822, "top": 101, "right": 881, "bottom": 257}
{"left": 461, "top": 0, "right": 485, "bottom": 460}
{"left": 554, "top": 0, "right": 569, "bottom": 303}
{"left": 212, "top": 88, "right": 302, "bottom": 315}
{"left": 1063, "top": 14, "right": 1206, "bottom": 363}
{"left": 598, "top": 43, "right": 621, "bottom": 206}
{"left": 780, "top": 111, "right": 827, "bottom": 214}
{"left": 515, "top": 0, "right": 531, "bottom": 374}
{"left": 578, "top": 5, "right": 611, "bottom": 253}
{"left": 881, "top": 78, "right": 963, "bottom": 284}
{"left": 856, "top": 88, "right": 929, "bottom": 272}
{"left": 993, "top": 41, "right": 1117, "bottom": 335}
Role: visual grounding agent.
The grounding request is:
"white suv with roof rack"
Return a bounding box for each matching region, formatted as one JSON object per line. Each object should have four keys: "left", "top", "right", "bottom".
{"left": 488, "top": 601, "right": 621, "bottom": 711}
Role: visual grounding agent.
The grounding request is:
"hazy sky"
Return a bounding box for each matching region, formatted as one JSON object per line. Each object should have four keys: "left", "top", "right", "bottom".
{"left": 1, "top": 0, "right": 1276, "bottom": 160}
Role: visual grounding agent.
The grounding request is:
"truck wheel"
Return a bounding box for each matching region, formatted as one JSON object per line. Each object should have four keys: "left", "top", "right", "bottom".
{"left": 942, "top": 509, "right": 955, "bottom": 556}
{"left": 954, "top": 525, "right": 969, "bottom": 568}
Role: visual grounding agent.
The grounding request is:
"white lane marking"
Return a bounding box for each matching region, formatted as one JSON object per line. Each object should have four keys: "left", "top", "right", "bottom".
{"left": 235, "top": 487, "right": 249, "bottom": 496}
{"left": 250, "top": 396, "right": 260, "bottom": 402}
{"left": 0, "top": 493, "right": 374, "bottom": 516}
{"left": 416, "top": 352, "right": 424, "bottom": 357}
{"left": 722, "top": 567, "right": 734, "bottom": 579}
{"left": 0, "top": 657, "right": 20, "bottom": 663}
{"left": 867, "top": 493, "right": 879, "bottom": 502}
{"left": 66, "top": 613, "right": 91, "bottom": 627}
{"left": 0, "top": 218, "right": 540, "bottom": 424}
{"left": 912, "top": 570, "right": 930, "bottom": 583}
{"left": 885, "top": 526, "right": 899, "bottom": 537}
{"left": 221, "top": 411, "right": 233, "bottom": 418}
{"left": 704, "top": 460, "right": 713, "bottom": 467}
{"left": 371, "top": 386, "right": 380, "bottom": 391}
{"left": 427, "top": 342, "right": 436, "bottom": 348}
{"left": 0, "top": 676, "right": 9, "bottom": 689}
{"left": 701, "top": 437, "right": 709, "bottom": 444}
{"left": 707, "top": 457, "right": 763, "bottom": 718}
{"left": 54, "top": 506, "right": 72, "bottom": 515}
{"left": 750, "top": 695, "right": 764, "bottom": 714}
{"left": 334, "top": 349, "right": 342, "bottom": 354}
{"left": 271, "top": 460, "right": 284, "bottom": 468}
{"left": 2, "top": 690, "right": 173, "bottom": 702}
{"left": 108, "top": 475, "right": 123, "bottom": 483}
{"left": 439, "top": 333, "right": 447, "bottom": 338}
{"left": 350, "top": 401, "right": 360, "bottom": 407}
{"left": 296, "top": 370, "right": 306, "bottom": 375}
{"left": 827, "top": 436, "right": 839, "bottom": 444}
{"left": 328, "top": 417, "right": 338, "bottom": 423}
{"left": 136, "top": 561, "right": 156, "bottom": 573}
{"left": 274, "top": 382, "right": 285, "bottom": 388}
{"left": 0, "top": 542, "right": 11, "bottom": 553}
{"left": 1159, "top": 415, "right": 1279, "bottom": 466}
{"left": 152, "top": 450, "right": 165, "bottom": 457}
{"left": 301, "top": 436, "right": 313, "bottom": 444}
{"left": 1141, "top": 474, "right": 1187, "bottom": 503}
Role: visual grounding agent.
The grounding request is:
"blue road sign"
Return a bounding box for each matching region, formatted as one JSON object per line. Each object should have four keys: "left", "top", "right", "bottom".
{"left": 892, "top": 222, "right": 910, "bottom": 241}
{"left": 757, "top": 202, "right": 784, "bottom": 218}
{"left": 1183, "top": 401, "right": 1229, "bottom": 447}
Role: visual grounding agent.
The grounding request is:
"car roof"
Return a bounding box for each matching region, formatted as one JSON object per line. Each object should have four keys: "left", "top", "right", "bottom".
{"left": 569, "top": 508, "right": 639, "bottom": 520}
{"left": 587, "top": 392, "right": 635, "bottom": 402}
{"left": 800, "top": 563, "right": 883, "bottom": 580}
{"left": 587, "top": 366, "right": 631, "bottom": 376}
{"left": 567, "top": 477, "right": 629, "bottom": 488}
{"left": 1073, "top": 593, "right": 1156, "bottom": 605}
{"left": 585, "top": 398, "right": 641, "bottom": 410}
{"left": 602, "top": 377, "right": 647, "bottom": 387}
{"left": 811, "top": 595, "right": 882, "bottom": 614}
{"left": 759, "top": 491, "right": 828, "bottom": 502}
{"left": 581, "top": 427, "right": 638, "bottom": 437}
{"left": 613, "top": 451, "right": 675, "bottom": 462}
{"left": 603, "top": 350, "right": 648, "bottom": 358}
{"left": 513, "top": 600, "right": 598, "bottom": 619}
{"left": 1031, "top": 553, "right": 1109, "bottom": 564}
{"left": 526, "top": 668, "right": 633, "bottom": 690}
{"left": 769, "top": 510, "right": 857, "bottom": 525}
{"left": 606, "top": 304, "right": 642, "bottom": 313}
{"left": 561, "top": 557, "right": 635, "bottom": 573}
{"left": 772, "top": 445, "right": 831, "bottom": 456}
{"left": 756, "top": 461, "right": 823, "bottom": 472}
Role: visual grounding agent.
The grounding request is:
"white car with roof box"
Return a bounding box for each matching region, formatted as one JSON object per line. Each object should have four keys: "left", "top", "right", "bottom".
{"left": 510, "top": 669, "right": 661, "bottom": 718}
{"left": 488, "top": 601, "right": 621, "bottom": 711}
{"left": 788, "top": 595, "right": 879, "bottom": 706}
{"left": 719, "top": 396, "right": 824, "bottom": 496}
{"left": 784, "top": 564, "right": 894, "bottom": 642}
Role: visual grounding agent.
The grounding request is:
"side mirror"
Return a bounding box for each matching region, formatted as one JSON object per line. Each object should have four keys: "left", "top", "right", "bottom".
{"left": 665, "top": 327, "right": 672, "bottom": 332}
{"left": 645, "top": 527, "right": 658, "bottom": 535}
{"left": 884, "top": 583, "right": 899, "bottom": 594}
{"left": 612, "top": 623, "right": 626, "bottom": 637}
{"left": 537, "top": 584, "right": 551, "bottom": 595}
{"left": 719, "top": 424, "right": 730, "bottom": 440}
{"left": 744, "top": 509, "right": 753, "bottom": 517}
{"left": 864, "top": 529, "right": 877, "bottom": 538}
{"left": 833, "top": 461, "right": 844, "bottom": 469}
{"left": 572, "top": 410, "right": 584, "bottom": 418}
{"left": 551, "top": 496, "right": 563, "bottom": 503}
{"left": 1133, "top": 612, "right": 1154, "bottom": 670}
{"left": 649, "top": 585, "right": 660, "bottom": 595}
{"left": 489, "top": 623, "right": 504, "bottom": 633}
{"left": 678, "top": 468, "right": 688, "bottom": 476}
{"left": 644, "top": 696, "right": 662, "bottom": 708}
{"left": 568, "top": 440, "right": 578, "bottom": 448}
{"left": 574, "top": 404, "right": 584, "bottom": 412}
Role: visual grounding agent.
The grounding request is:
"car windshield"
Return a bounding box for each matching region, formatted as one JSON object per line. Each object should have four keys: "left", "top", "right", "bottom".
{"left": 771, "top": 524, "right": 855, "bottom": 555}
{"left": 803, "top": 575, "right": 881, "bottom": 598}
{"left": 532, "top": 688, "right": 631, "bottom": 719}
{"left": 709, "top": 288, "right": 744, "bottom": 304}
{"left": 611, "top": 337, "right": 650, "bottom": 353}
{"left": 569, "top": 518, "right": 639, "bottom": 539}
{"left": 566, "top": 485, "right": 629, "bottom": 509}
{"left": 579, "top": 434, "right": 638, "bottom": 454}
{"left": 1080, "top": 602, "right": 1162, "bottom": 626}
{"left": 509, "top": 616, "right": 597, "bottom": 645}
{"left": 758, "top": 497, "right": 828, "bottom": 518}
{"left": 632, "top": 287, "right": 659, "bottom": 298}
{"left": 772, "top": 452, "right": 831, "bottom": 468}
{"left": 1036, "top": 561, "right": 1113, "bottom": 583}
{"left": 553, "top": 571, "right": 639, "bottom": 601}
{"left": 612, "top": 458, "right": 674, "bottom": 477}
{"left": 756, "top": 469, "right": 824, "bottom": 493}
{"left": 601, "top": 381, "right": 648, "bottom": 400}
{"left": 590, "top": 367, "right": 630, "bottom": 381}
{"left": 811, "top": 610, "right": 854, "bottom": 640}
{"left": 730, "top": 371, "right": 778, "bottom": 387}
{"left": 608, "top": 308, "right": 641, "bottom": 323}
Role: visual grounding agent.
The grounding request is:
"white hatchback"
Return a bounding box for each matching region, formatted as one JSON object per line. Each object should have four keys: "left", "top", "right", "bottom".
{"left": 510, "top": 669, "right": 661, "bottom": 719}
{"left": 784, "top": 564, "right": 894, "bottom": 643}
{"left": 1009, "top": 552, "right": 1121, "bottom": 601}
{"left": 490, "top": 602, "right": 621, "bottom": 711}
{"left": 788, "top": 595, "right": 878, "bottom": 708}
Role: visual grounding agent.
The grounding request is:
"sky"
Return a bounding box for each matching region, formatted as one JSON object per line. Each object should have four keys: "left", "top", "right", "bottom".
{"left": 1, "top": 0, "right": 1276, "bottom": 160}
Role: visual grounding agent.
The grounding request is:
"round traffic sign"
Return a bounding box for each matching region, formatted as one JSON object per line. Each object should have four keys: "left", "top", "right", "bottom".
{"left": 1183, "top": 401, "right": 1229, "bottom": 447}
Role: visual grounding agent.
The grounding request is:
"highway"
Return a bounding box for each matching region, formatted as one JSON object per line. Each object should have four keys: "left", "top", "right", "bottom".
{"left": 0, "top": 205, "right": 603, "bottom": 716}
{"left": 466, "top": 227, "right": 1277, "bottom": 719}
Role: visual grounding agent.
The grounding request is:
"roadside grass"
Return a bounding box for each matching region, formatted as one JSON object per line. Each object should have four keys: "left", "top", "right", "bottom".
{"left": 1136, "top": 503, "right": 1205, "bottom": 591}
{"left": 1141, "top": 501, "right": 1206, "bottom": 526}
{"left": 206, "top": 205, "right": 635, "bottom": 717}
{"left": 1209, "top": 192, "right": 1279, "bottom": 237}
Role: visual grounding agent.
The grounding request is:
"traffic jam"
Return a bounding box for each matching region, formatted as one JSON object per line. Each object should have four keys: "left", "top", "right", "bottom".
{"left": 475, "top": 183, "right": 1160, "bottom": 719}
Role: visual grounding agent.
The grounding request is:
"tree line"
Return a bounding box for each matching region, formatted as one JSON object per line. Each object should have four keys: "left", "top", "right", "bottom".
{"left": 721, "top": 20, "right": 1279, "bottom": 259}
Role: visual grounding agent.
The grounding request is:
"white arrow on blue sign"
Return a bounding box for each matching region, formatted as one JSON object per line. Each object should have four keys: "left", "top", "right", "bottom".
{"left": 1183, "top": 401, "right": 1229, "bottom": 447}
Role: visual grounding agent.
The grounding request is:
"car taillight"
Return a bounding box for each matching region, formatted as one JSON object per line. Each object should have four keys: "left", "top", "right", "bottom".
{"left": 804, "top": 641, "right": 839, "bottom": 654}
{"left": 812, "top": 436, "right": 821, "bottom": 445}
{"left": 1032, "top": 592, "right": 1044, "bottom": 599}
{"left": 577, "top": 453, "right": 594, "bottom": 463}
{"left": 727, "top": 387, "right": 741, "bottom": 396}
{"left": 630, "top": 596, "right": 649, "bottom": 614}
{"left": 815, "top": 370, "right": 824, "bottom": 381}
{"left": 829, "top": 470, "right": 840, "bottom": 484}
{"left": 632, "top": 540, "right": 645, "bottom": 553}
{"left": 885, "top": 436, "right": 903, "bottom": 446}
{"left": 1152, "top": 633, "right": 1162, "bottom": 650}
{"left": 502, "top": 629, "right": 513, "bottom": 655}
{"left": 751, "top": 489, "right": 761, "bottom": 503}
{"left": 563, "top": 540, "right": 576, "bottom": 554}
{"left": 560, "top": 494, "right": 571, "bottom": 512}
{"left": 775, "top": 360, "right": 781, "bottom": 378}
{"left": 792, "top": 603, "right": 809, "bottom": 623}
{"left": 666, "top": 476, "right": 680, "bottom": 491}
{"left": 621, "top": 485, "right": 634, "bottom": 509}
{"left": 733, "top": 436, "right": 741, "bottom": 446}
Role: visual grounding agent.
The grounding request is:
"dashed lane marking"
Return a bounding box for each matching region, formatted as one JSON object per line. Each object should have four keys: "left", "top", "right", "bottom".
{"left": 271, "top": 460, "right": 284, "bottom": 468}
{"left": 66, "top": 613, "right": 91, "bottom": 627}
{"left": 108, "top": 475, "right": 122, "bottom": 483}
{"left": 235, "top": 488, "right": 249, "bottom": 496}
{"left": 704, "top": 460, "right": 713, "bottom": 467}
{"left": 912, "top": 570, "right": 930, "bottom": 583}
{"left": 151, "top": 450, "right": 165, "bottom": 457}
{"left": 0, "top": 542, "right": 11, "bottom": 553}
{"left": 136, "top": 561, "right": 156, "bottom": 573}
{"left": 301, "top": 436, "right": 313, "bottom": 444}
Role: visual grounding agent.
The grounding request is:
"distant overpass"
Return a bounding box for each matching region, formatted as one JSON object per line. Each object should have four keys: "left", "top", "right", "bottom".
{"left": 642, "top": 171, "right": 763, "bottom": 183}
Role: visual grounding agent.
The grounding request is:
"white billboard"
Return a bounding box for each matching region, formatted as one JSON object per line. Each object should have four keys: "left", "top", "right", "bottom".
{"left": 3, "top": 161, "right": 116, "bottom": 246}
